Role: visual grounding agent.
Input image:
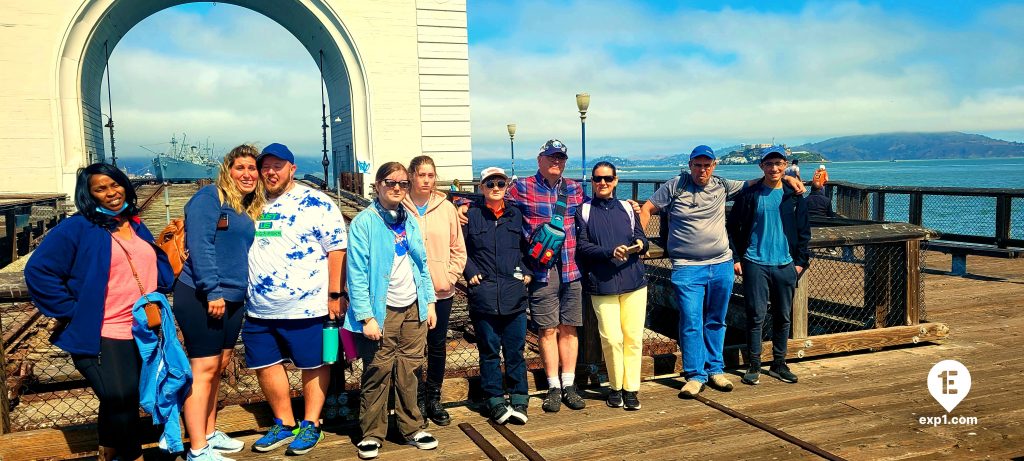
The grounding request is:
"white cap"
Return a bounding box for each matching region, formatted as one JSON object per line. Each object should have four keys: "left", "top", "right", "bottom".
{"left": 479, "top": 166, "right": 508, "bottom": 181}
{"left": 818, "top": 164, "right": 826, "bottom": 170}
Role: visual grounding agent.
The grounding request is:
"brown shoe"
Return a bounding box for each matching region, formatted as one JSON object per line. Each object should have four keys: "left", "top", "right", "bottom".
{"left": 708, "top": 374, "right": 734, "bottom": 392}
{"left": 678, "top": 379, "right": 704, "bottom": 399}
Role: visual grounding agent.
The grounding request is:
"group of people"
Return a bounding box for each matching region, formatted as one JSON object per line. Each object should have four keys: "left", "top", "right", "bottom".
{"left": 23, "top": 137, "right": 811, "bottom": 461}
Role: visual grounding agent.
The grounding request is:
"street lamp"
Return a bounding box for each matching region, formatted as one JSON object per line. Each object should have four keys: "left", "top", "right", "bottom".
{"left": 318, "top": 50, "right": 329, "bottom": 190}
{"left": 507, "top": 123, "right": 517, "bottom": 178}
{"left": 103, "top": 113, "right": 117, "bottom": 168}
{"left": 576, "top": 93, "right": 590, "bottom": 191}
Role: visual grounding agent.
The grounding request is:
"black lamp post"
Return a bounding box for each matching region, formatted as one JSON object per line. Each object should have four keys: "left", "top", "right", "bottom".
{"left": 319, "top": 50, "right": 329, "bottom": 190}
{"left": 507, "top": 123, "right": 517, "bottom": 177}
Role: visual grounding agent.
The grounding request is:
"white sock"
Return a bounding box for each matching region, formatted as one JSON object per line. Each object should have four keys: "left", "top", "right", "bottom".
{"left": 206, "top": 431, "right": 215, "bottom": 440}
{"left": 561, "top": 373, "right": 575, "bottom": 388}
{"left": 190, "top": 447, "right": 205, "bottom": 456}
{"left": 547, "top": 376, "right": 561, "bottom": 389}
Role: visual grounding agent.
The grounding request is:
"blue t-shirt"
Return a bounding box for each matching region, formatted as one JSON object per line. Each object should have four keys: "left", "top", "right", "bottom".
{"left": 744, "top": 186, "right": 793, "bottom": 266}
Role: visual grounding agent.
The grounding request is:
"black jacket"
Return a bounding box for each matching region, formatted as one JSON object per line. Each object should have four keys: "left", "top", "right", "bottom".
{"left": 727, "top": 182, "right": 812, "bottom": 269}
{"left": 806, "top": 189, "right": 834, "bottom": 218}
{"left": 462, "top": 202, "right": 530, "bottom": 316}
{"left": 574, "top": 197, "right": 649, "bottom": 295}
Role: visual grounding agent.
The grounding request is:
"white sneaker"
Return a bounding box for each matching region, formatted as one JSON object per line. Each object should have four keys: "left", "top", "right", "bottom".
{"left": 407, "top": 431, "right": 439, "bottom": 450}
{"left": 207, "top": 430, "right": 245, "bottom": 454}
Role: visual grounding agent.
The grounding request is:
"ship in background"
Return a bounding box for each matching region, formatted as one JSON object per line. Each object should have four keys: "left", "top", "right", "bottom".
{"left": 149, "top": 134, "right": 218, "bottom": 182}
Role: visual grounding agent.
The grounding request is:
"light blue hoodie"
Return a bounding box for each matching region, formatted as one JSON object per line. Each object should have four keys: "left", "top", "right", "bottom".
{"left": 131, "top": 293, "right": 192, "bottom": 453}
{"left": 343, "top": 206, "right": 436, "bottom": 333}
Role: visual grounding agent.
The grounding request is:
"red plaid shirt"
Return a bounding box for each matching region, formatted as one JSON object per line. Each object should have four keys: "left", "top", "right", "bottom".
{"left": 507, "top": 172, "right": 584, "bottom": 283}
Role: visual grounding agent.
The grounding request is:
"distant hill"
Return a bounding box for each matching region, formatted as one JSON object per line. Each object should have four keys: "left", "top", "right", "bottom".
{"left": 795, "top": 132, "right": 1024, "bottom": 161}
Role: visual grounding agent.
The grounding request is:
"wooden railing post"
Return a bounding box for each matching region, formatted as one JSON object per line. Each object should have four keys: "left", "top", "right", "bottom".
{"left": 908, "top": 192, "right": 924, "bottom": 226}
{"left": 631, "top": 182, "right": 639, "bottom": 201}
{"left": 995, "top": 195, "right": 1011, "bottom": 249}
{"left": 872, "top": 192, "right": 886, "bottom": 221}
{"left": 1, "top": 312, "right": 12, "bottom": 434}
{"left": 905, "top": 240, "right": 921, "bottom": 325}
{"left": 855, "top": 189, "right": 870, "bottom": 220}
{"left": 792, "top": 273, "right": 809, "bottom": 339}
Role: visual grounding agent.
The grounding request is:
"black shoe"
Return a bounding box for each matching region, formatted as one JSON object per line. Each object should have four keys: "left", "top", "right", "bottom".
{"left": 489, "top": 403, "right": 512, "bottom": 424}
{"left": 741, "top": 365, "right": 761, "bottom": 385}
{"left": 509, "top": 404, "right": 529, "bottom": 424}
{"left": 769, "top": 363, "right": 798, "bottom": 383}
{"left": 562, "top": 385, "right": 586, "bottom": 410}
{"left": 542, "top": 387, "right": 562, "bottom": 413}
{"left": 606, "top": 389, "right": 623, "bottom": 408}
{"left": 425, "top": 398, "right": 451, "bottom": 426}
{"left": 623, "top": 391, "right": 641, "bottom": 410}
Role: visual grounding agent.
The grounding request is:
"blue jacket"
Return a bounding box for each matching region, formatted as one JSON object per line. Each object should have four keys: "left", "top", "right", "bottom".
{"left": 575, "top": 197, "right": 649, "bottom": 296}
{"left": 462, "top": 202, "right": 530, "bottom": 316}
{"left": 131, "top": 293, "right": 191, "bottom": 453}
{"left": 24, "top": 214, "right": 175, "bottom": 355}
{"left": 727, "top": 182, "right": 812, "bottom": 269}
{"left": 343, "top": 207, "right": 436, "bottom": 333}
{"left": 177, "top": 185, "right": 255, "bottom": 302}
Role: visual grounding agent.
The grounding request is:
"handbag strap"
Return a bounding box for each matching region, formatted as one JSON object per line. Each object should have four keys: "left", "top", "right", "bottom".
{"left": 110, "top": 229, "right": 149, "bottom": 299}
{"left": 549, "top": 181, "right": 569, "bottom": 231}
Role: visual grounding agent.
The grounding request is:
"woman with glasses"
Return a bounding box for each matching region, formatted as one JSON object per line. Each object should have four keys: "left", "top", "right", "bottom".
{"left": 462, "top": 167, "right": 532, "bottom": 425}
{"left": 401, "top": 155, "right": 466, "bottom": 426}
{"left": 25, "top": 163, "right": 174, "bottom": 461}
{"left": 344, "top": 162, "right": 439, "bottom": 460}
{"left": 574, "top": 161, "right": 649, "bottom": 410}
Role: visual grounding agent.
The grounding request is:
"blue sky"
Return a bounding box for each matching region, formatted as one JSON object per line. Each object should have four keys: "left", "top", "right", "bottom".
{"left": 103, "top": 1, "right": 1024, "bottom": 161}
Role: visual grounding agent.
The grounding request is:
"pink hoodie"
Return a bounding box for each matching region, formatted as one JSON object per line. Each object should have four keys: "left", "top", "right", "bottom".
{"left": 403, "top": 190, "right": 467, "bottom": 299}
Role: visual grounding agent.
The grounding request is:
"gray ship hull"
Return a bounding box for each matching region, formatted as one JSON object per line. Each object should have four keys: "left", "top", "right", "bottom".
{"left": 153, "top": 157, "right": 217, "bottom": 182}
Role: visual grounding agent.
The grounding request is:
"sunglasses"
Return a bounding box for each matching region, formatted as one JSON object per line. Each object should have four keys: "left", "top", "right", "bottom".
{"left": 484, "top": 179, "right": 507, "bottom": 189}
{"left": 592, "top": 175, "right": 616, "bottom": 184}
{"left": 382, "top": 179, "right": 411, "bottom": 189}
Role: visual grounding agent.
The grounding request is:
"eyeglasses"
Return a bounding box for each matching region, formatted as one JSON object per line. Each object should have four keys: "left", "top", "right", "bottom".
{"left": 544, "top": 155, "right": 568, "bottom": 162}
{"left": 592, "top": 175, "right": 616, "bottom": 184}
{"left": 484, "top": 179, "right": 507, "bottom": 189}
{"left": 382, "top": 179, "right": 411, "bottom": 189}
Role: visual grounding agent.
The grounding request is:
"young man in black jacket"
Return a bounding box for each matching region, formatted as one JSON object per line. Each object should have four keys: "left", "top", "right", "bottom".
{"left": 727, "top": 146, "right": 811, "bottom": 386}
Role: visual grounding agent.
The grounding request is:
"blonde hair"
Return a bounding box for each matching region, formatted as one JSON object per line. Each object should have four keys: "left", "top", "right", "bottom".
{"left": 216, "top": 144, "right": 266, "bottom": 221}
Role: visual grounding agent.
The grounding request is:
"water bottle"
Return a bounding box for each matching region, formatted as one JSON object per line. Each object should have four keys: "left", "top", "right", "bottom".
{"left": 323, "top": 319, "right": 340, "bottom": 365}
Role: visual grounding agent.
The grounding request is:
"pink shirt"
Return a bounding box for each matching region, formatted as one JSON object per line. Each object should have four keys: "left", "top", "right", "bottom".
{"left": 102, "top": 231, "right": 158, "bottom": 339}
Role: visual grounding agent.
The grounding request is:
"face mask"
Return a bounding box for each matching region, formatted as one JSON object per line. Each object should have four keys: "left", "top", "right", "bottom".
{"left": 96, "top": 202, "right": 128, "bottom": 217}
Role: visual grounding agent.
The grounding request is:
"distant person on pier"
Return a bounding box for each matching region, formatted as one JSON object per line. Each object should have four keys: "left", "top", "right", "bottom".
{"left": 639, "top": 145, "right": 804, "bottom": 399}
{"left": 784, "top": 158, "right": 801, "bottom": 181}
{"left": 25, "top": 163, "right": 175, "bottom": 461}
{"left": 402, "top": 155, "right": 467, "bottom": 427}
{"left": 173, "top": 145, "right": 264, "bottom": 460}
{"left": 727, "top": 146, "right": 811, "bottom": 386}
{"left": 243, "top": 143, "right": 348, "bottom": 456}
{"left": 806, "top": 181, "right": 835, "bottom": 218}
{"left": 575, "top": 161, "right": 649, "bottom": 411}
{"left": 345, "top": 162, "right": 439, "bottom": 460}
{"left": 462, "top": 166, "right": 532, "bottom": 425}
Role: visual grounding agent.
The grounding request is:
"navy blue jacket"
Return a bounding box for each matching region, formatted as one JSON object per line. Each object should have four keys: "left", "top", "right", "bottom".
{"left": 574, "top": 197, "right": 649, "bottom": 296}
{"left": 727, "top": 182, "right": 812, "bottom": 269}
{"left": 24, "top": 214, "right": 175, "bottom": 355}
{"left": 462, "top": 202, "right": 530, "bottom": 316}
{"left": 177, "top": 185, "right": 255, "bottom": 302}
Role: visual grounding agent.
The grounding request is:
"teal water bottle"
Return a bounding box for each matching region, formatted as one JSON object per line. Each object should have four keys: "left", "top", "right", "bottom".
{"left": 323, "top": 319, "right": 339, "bottom": 365}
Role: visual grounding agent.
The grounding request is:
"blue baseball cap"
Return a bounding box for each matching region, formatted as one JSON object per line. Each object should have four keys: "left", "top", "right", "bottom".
{"left": 760, "top": 145, "right": 787, "bottom": 162}
{"left": 539, "top": 139, "right": 569, "bottom": 157}
{"left": 689, "top": 145, "right": 715, "bottom": 160}
{"left": 258, "top": 143, "right": 295, "bottom": 164}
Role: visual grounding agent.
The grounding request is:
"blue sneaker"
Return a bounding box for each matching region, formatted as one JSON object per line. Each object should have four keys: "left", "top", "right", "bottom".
{"left": 252, "top": 418, "right": 298, "bottom": 452}
{"left": 286, "top": 420, "right": 324, "bottom": 455}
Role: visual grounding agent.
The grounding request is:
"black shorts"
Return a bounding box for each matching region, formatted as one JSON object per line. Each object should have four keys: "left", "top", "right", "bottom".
{"left": 172, "top": 282, "right": 245, "bottom": 359}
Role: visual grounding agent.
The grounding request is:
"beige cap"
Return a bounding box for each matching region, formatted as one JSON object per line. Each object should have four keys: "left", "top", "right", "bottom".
{"left": 479, "top": 166, "right": 508, "bottom": 181}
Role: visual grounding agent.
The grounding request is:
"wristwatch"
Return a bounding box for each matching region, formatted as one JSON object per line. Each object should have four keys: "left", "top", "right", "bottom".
{"left": 329, "top": 291, "right": 348, "bottom": 300}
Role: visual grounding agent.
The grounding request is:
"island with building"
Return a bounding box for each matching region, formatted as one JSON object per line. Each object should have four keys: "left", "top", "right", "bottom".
{"left": 718, "top": 144, "right": 829, "bottom": 165}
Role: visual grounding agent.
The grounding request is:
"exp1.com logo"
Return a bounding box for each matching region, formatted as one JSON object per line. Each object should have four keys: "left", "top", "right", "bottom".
{"left": 919, "top": 360, "right": 978, "bottom": 426}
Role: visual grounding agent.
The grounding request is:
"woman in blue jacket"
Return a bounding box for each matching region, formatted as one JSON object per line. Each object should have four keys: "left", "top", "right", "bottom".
{"left": 344, "top": 162, "right": 438, "bottom": 460}
{"left": 575, "top": 161, "right": 649, "bottom": 411}
{"left": 174, "top": 145, "right": 264, "bottom": 460}
{"left": 462, "top": 167, "right": 532, "bottom": 425}
{"left": 25, "top": 163, "right": 173, "bottom": 461}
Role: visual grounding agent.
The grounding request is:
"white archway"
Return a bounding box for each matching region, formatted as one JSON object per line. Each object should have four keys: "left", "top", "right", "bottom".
{"left": 55, "top": 0, "right": 373, "bottom": 193}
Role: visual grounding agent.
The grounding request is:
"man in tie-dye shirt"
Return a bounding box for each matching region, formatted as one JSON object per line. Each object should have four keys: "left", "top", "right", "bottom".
{"left": 242, "top": 143, "right": 347, "bottom": 456}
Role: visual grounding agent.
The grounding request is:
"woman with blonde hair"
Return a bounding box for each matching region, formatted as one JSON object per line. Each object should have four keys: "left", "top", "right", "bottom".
{"left": 174, "top": 144, "right": 265, "bottom": 460}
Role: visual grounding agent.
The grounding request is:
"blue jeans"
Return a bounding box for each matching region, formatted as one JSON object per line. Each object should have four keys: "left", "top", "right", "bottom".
{"left": 670, "top": 260, "right": 735, "bottom": 383}
{"left": 470, "top": 310, "right": 529, "bottom": 407}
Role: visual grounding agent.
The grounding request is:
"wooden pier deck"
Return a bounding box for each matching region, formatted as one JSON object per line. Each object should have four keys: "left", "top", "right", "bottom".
{"left": 153, "top": 253, "right": 1019, "bottom": 461}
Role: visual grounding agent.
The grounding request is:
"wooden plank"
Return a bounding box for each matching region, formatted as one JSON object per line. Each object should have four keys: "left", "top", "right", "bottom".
{"left": 0, "top": 312, "right": 10, "bottom": 434}
{"left": 418, "top": 42, "right": 468, "bottom": 60}
{"left": 792, "top": 273, "right": 808, "bottom": 339}
{"left": 417, "top": 24, "right": 468, "bottom": 44}
{"left": 416, "top": 0, "right": 467, "bottom": 12}
{"left": 754, "top": 322, "right": 948, "bottom": 363}
{"left": 419, "top": 74, "right": 470, "bottom": 91}
{"left": 418, "top": 57, "right": 469, "bottom": 75}
{"left": 421, "top": 105, "right": 470, "bottom": 122}
{"left": 905, "top": 240, "right": 920, "bottom": 325}
{"left": 421, "top": 121, "right": 471, "bottom": 137}
{"left": 416, "top": 8, "right": 466, "bottom": 28}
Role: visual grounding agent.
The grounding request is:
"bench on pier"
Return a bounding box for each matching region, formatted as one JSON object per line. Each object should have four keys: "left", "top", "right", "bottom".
{"left": 923, "top": 240, "right": 1024, "bottom": 276}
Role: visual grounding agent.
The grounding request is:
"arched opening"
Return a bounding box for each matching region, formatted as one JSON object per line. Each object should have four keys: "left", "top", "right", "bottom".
{"left": 57, "top": 0, "right": 372, "bottom": 193}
